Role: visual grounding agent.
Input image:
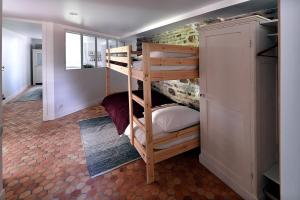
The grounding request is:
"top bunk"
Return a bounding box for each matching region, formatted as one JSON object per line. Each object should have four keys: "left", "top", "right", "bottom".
{"left": 106, "top": 43, "right": 199, "bottom": 81}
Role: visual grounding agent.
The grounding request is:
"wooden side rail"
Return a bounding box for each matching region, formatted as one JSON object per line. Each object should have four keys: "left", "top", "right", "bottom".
{"left": 146, "top": 43, "right": 199, "bottom": 55}
{"left": 154, "top": 138, "right": 199, "bottom": 163}
{"left": 150, "top": 57, "right": 198, "bottom": 66}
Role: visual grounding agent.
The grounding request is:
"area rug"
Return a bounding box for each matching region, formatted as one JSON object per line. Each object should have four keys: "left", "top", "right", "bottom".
{"left": 79, "top": 116, "right": 141, "bottom": 177}
{"left": 14, "top": 86, "right": 43, "bottom": 102}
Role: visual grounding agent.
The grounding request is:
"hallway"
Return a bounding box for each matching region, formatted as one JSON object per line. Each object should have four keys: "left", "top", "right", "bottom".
{"left": 2, "top": 100, "right": 241, "bottom": 200}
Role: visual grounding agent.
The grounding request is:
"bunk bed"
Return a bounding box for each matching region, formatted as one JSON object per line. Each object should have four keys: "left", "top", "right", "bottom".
{"left": 105, "top": 43, "right": 200, "bottom": 183}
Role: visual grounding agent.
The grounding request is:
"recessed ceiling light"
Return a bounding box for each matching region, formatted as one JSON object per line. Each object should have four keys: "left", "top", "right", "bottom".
{"left": 69, "top": 12, "right": 79, "bottom": 16}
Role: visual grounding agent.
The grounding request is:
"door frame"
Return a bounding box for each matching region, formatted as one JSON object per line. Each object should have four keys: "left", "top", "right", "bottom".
{"left": 3, "top": 17, "right": 55, "bottom": 121}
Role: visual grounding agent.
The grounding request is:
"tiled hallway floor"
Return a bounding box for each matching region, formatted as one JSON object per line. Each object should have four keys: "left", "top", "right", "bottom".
{"left": 3, "top": 100, "right": 242, "bottom": 200}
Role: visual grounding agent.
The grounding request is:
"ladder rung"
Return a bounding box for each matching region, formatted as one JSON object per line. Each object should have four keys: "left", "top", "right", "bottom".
{"left": 133, "top": 116, "right": 145, "bottom": 132}
{"left": 132, "top": 94, "right": 145, "bottom": 107}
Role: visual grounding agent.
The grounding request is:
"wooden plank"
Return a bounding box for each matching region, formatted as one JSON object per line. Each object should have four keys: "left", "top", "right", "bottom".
{"left": 132, "top": 50, "right": 142, "bottom": 55}
{"left": 146, "top": 43, "right": 199, "bottom": 54}
{"left": 107, "top": 46, "right": 129, "bottom": 53}
{"left": 133, "top": 116, "right": 145, "bottom": 132}
{"left": 108, "top": 56, "right": 129, "bottom": 64}
{"left": 108, "top": 64, "right": 129, "bottom": 76}
{"left": 133, "top": 138, "right": 147, "bottom": 162}
{"left": 154, "top": 138, "right": 200, "bottom": 163}
{"left": 106, "top": 48, "right": 111, "bottom": 96}
{"left": 127, "top": 45, "right": 134, "bottom": 145}
{"left": 154, "top": 125, "right": 200, "bottom": 146}
{"left": 132, "top": 94, "right": 145, "bottom": 107}
{"left": 142, "top": 43, "right": 155, "bottom": 184}
{"left": 131, "top": 69, "right": 144, "bottom": 81}
{"left": 150, "top": 57, "right": 198, "bottom": 66}
{"left": 151, "top": 70, "right": 199, "bottom": 81}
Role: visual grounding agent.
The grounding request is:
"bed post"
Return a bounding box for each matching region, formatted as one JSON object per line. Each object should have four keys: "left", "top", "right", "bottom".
{"left": 143, "top": 43, "right": 155, "bottom": 184}
{"left": 127, "top": 45, "right": 134, "bottom": 145}
{"left": 106, "top": 48, "right": 111, "bottom": 96}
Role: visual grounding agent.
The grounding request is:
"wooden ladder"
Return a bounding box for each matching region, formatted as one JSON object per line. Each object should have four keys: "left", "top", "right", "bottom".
{"left": 128, "top": 43, "right": 155, "bottom": 184}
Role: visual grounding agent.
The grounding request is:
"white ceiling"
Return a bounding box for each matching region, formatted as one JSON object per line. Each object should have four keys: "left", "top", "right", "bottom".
{"left": 3, "top": 19, "right": 42, "bottom": 39}
{"left": 3, "top": 0, "right": 276, "bottom": 38}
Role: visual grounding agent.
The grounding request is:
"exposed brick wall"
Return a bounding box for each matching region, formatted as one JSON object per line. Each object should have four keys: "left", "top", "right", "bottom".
{"left": 138, "top": 23, "right": 200, "bottom": 109}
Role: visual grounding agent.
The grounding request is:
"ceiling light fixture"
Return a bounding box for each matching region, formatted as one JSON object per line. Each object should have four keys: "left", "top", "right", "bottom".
{"left": 69, "top": 12, "right": 79, "bottom": 16}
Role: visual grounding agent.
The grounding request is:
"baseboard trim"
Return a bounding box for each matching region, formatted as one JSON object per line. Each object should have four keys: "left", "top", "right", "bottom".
{"left": 55, "top": 99, "right": 101, "bottom": 119}
{"left": 0, "top": 189, "right": 5, "bottom": 200}
{"left": 2, "top": 85, "right": 30, "bottom": 104}
{"left": 199, "top": 154, "right": 258, "bottom": 200}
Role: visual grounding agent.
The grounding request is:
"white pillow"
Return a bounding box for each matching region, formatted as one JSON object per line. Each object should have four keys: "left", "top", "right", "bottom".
{"left": 150, "top": 51, "right": 194, "bottom": 58}
{"left": 152, "top": 105, "right": 200, "bottom": 132}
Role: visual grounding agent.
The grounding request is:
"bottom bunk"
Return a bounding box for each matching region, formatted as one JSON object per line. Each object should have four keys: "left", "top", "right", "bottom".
{"left": 102, "top": 91, "right": 200, "bottom": 182}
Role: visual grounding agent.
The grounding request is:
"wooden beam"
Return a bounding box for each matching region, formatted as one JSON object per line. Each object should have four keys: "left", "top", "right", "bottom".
{"left": 108, "top": 56, "right": 129, "bottom": 64}
{"left": 143, "top": 43, "right": 155, "bottom": 184}
{"left": 131, "top": 69, "right": 144, "bottom": 81}
{"left": 154, "top": 138, "right": 199, "bottom": 163}
{"left": 106, "top": 48, "right": 111, "bottom": 96}
{"left": 127, "top": 45, "right": 134, "bottom": 145}
{"left": 150, "top": 57, "right": 198, "bottom": 66}
{"left": 133, "top": 138, "right": 147, "bottom": 162}
{"left": 147, "top": 43, "right": 198, "bottom": 54}
{"left": 151, "top": 70, "right": 199, "bottom": 81}
{"left": 108, "top": 64, "right": 129, "bottom": 76}
{"left": 107, "top": 46, "right": 129, "bottom": 53}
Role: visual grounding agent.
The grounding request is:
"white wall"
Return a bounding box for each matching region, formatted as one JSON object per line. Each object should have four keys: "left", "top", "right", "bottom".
{"left": 280, "top": 1, "right": 300, "bottom": 200}
{"left": 52, "top": 24, "right": 131, "bottom": 118}
{"left": 0, "top": 0, "right": 5, "bottom": 198}
{"left": 2, "top": 28, "right": 31, "bottom": 102}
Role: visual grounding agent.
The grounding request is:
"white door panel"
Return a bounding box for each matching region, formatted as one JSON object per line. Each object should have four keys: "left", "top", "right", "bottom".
{"left": 33, "top": 49, "right": 42, "bottom": 85}
{"left": 200, "top": 24, "right": 253, "bottom": 190}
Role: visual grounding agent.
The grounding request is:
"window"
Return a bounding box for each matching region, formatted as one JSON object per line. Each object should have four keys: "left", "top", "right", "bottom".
{"left": 97, "top": 37, "right": 107, "bottom": 68}
{"left": 108, "top": 39, "right": 117, "bottom": 49}
{"left": 66, "top": 32, "right": 81, "bottom": 70}
{"left": 83, "top": 35, "right": 96, "bottom": 68}
{"left": 65, "top": 32, "right": 123, "bottom": 69}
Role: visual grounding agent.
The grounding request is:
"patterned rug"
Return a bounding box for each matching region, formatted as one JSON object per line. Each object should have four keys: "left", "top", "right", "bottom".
{"left": 14, "top": 86, "right": 43, "bottom": 102}
{"left": 79, "top": 116, "right": 140, "bottom": 177}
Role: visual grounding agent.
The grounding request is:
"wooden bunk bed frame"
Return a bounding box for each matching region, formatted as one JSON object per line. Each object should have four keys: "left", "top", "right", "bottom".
{"left": 105, "top": 43, "right": 200, "bottom": 183}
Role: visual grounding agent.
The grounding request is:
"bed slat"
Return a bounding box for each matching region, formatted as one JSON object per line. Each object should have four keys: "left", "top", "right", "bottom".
{"left": 154, "top": 125, "right": 200, "bottom": 146}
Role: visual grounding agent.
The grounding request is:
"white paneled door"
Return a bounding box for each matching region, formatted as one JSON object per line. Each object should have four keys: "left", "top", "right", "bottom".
{"left": 32, "top": 49, "right": 42, "bottom": 85}
{"left": 200, "top": 24, "right": 253, "bottom": 192}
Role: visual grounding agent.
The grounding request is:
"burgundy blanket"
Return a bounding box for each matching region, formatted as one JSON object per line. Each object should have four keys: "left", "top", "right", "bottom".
{"left": 101, "top": 90, "right": 174, "bottom": 135}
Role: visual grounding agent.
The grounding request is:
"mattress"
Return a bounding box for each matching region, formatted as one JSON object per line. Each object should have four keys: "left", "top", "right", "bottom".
{"left": 124, "top": 118, "right": 199, "bottom": 150}
{"left": 132, "top": 60, "right": 197, "bottom": 71}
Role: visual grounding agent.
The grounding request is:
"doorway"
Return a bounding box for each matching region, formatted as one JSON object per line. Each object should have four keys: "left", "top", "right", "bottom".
{"left": 2, "top": 18, "right": 43, "bottom": 103}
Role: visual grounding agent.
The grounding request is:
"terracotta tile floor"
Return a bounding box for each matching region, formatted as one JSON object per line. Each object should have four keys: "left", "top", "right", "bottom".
{"left": 3, "top": 100, "right": 242, "bottom": 200}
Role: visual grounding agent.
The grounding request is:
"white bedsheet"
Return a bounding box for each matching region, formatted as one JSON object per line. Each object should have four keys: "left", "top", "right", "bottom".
{"left": 132, "top": 60, "right": 197, "bottom": 71}
{"left": 124, "top": 118, "right": 199, "bottom": 150}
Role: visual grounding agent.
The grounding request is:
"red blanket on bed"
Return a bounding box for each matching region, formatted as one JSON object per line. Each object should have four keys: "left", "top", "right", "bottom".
{"left": 101, "top": 90, "right": 174, "bottom": 135}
